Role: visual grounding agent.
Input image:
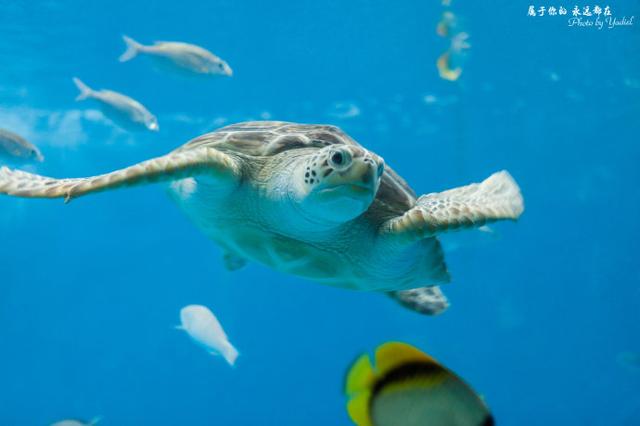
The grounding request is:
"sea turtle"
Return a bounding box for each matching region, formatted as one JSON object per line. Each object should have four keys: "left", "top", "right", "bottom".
{"left": 0, "top": 121, "right": 524, "bottom": 315}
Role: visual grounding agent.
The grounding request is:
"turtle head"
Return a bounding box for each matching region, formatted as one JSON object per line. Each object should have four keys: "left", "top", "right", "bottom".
{"left": 292, "top": 145, "right": 385, "bottom": 224}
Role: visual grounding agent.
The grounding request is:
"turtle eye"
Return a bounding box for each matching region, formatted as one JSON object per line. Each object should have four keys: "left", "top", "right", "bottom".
{"left": 329, "top": 148, "right": 351, "bottom": 170}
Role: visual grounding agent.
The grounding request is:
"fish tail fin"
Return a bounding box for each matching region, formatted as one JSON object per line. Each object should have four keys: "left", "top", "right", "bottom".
{"left": 222, "top": 343, "right": 240, "bottom": 367}
{"left": 119, "top": 35, "right": 142, "bottom": 62}
{"left": 72, "top": 77, "right": 93, "bottom": 101}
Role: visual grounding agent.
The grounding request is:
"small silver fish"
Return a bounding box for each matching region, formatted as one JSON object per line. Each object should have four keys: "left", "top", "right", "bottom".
{"left": 177, "top": 304, "right": 239, "bottom": 366}
{"left": 50, "top": 417, "right": 101, "bottom": 426}
{"left": 119, "top": 35, "right": 233, "bottom": 77}
{"left": 0, "top": 128, "right": 44, "bottom": 163}
{"left": 73, "top": 77, "right": 159, "bottom": 132}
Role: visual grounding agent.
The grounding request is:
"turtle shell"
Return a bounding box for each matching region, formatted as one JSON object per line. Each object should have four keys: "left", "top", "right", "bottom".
{"left": 176, "top": 121, "right": 416, "bottom": 219}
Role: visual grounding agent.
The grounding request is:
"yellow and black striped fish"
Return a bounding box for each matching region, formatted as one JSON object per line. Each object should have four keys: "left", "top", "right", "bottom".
{"left": 345, "top": 342, "right": 493, "bottom": 426}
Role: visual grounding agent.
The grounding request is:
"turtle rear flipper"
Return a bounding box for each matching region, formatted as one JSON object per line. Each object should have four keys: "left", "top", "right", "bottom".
{"left": 382, "top": 171, "right": 523, "bottom": 243}
{"left": 0, "top": 147, "right": 240, "bottom": 202}
{"left": 389, "top": 286, "right": 450, "bottom": 316}
{"left": 223, "top": 251, "right": 247, "bottom": 271}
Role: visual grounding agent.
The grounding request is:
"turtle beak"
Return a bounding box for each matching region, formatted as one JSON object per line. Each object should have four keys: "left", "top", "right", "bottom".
{"left": 320, "top": 157, "right": 383, "bottom": 200}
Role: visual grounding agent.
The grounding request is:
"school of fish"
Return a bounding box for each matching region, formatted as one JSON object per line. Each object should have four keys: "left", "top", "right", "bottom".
{"left": 3, "top": 27, "right": 500, "bottom": 426}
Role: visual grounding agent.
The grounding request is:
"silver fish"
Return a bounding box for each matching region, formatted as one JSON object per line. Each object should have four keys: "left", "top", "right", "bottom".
{"left": 72, "top": 77, "right": 159, "bottom": 132}
{"left": 0, "top": 128, "right": 44, "bottom": 163}
{"left": 119, "top": 35, "right": 233, "bottom": 77}
{"left": 177, "top": 304, "right": 239, "bottom": 366}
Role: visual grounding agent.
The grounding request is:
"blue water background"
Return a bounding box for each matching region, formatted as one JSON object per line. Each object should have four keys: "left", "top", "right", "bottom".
{"left": 1, "top": 0, "right": 639, "bottom": 424}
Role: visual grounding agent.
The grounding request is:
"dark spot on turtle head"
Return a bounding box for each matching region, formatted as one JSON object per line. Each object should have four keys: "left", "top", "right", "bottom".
{"left": 305, "top": 179, "right": 309, "bottom": 184}
{"left": 311, "top": 170, "right": 316, "bottom": 176}
{"left": 323, "top": 169, "right": 333, "bottom": 177}
{"left": 310, "top": 178, "right": 314, "bottom": 184}
{"left": 305, "top": 172, "right": 309, "bottom": 178}
{"left": 322, "top": 160, "right": 328, "bottom": 167}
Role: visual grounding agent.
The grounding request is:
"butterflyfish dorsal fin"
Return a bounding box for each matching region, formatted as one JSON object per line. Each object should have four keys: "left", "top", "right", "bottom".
{"left": 345, "top": 354, "right": 375, "bottom": 396}
{"left": 374, "top": 342, "right": 437, "bottom": 374}
{"left": 346, "top": 390, "right": 373, "bottom": 426}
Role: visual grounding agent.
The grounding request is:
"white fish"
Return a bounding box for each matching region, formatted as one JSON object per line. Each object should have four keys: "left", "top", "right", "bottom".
{"left": 0, "top": 128, "right": 44, "bottom": 163}
{"left": 72, "top": 77, "right": 159, "bottom": 132}
{"left": 50, "top": 416, "right": 101, "bottom": 426}
{"left": 177, "top": 304, "right": 239, "bottom": 366}
{"left": 119, "top": 35, "right": 233, "bottom": 77}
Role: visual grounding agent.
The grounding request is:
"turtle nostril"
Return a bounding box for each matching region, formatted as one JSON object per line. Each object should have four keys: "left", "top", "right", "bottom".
{"left": 361, "top": 161, "right": 379, "bottom": 185}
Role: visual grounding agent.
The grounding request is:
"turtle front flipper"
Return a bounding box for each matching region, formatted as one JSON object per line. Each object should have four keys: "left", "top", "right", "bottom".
{"left": 0, "top": 147, "right": 240, "bottom": 202}
{"left": 389, "top": 286, "right": 450, "bottom": 316}
{"left": 382, "top": 171, "right": 524, "bottom": 243}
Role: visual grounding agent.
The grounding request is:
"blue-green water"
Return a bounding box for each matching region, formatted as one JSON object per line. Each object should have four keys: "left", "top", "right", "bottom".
{"left": 1, "top": 0, "right": 639, "bottom": 424}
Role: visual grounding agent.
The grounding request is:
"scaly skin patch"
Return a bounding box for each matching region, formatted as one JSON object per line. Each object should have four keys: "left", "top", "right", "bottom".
{"left": 383, "top": 171, "right": 524, "bottom": 242}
